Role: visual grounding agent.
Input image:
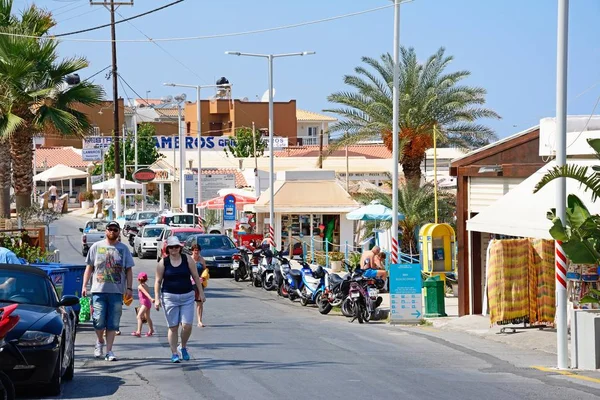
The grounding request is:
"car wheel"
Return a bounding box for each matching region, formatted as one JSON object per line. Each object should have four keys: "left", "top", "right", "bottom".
{"left": 45, "top": 345, "right": 62, "bottom": 396}
{"left": 139, "top": 251, "right": 146, "bottom": 260}
{"left": 0, "top": 371, "right": 14, "bottom": 400}
{"left": 64, "top": 342, "right": 75, "bottom": 381}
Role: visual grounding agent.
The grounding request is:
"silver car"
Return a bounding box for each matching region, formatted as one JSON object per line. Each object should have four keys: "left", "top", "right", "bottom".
{"left": 133, "top": 224, "right": 167, "bottom": 259}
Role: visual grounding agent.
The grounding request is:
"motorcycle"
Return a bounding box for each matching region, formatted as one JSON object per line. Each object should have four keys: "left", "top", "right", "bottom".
{"left": 0, "top": 304, "right": 25, "bottom": 400}
{"left": 287, "top": 262, "right": 326, "bottom": 307}
{"left": 347, "top": 272, "right": 383, "bottom": 324}
{"left": 231, "top": 247, "right": 251, "bottom": 282}
{"left": 273, "top": 255, "right": 291, "bottom": 298}
{"left": 317, "top": 268, "right": 351, "bottom": 315}
{"left": 127, "top": 226, "right": 138, "bottom": 248}
{"left": 258, "top": 250, "right": 277, "bottom": 291}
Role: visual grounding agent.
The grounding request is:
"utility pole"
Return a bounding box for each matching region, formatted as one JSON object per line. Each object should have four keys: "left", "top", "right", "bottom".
{"left": 318, "top": 129, "right": 324, "bottom": 169}
{"left": 91, "top": 0, "right": 133, "bottom": 218}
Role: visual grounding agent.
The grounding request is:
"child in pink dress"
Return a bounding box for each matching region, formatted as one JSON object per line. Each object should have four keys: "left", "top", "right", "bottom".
{"left": 132, "top": 272, "right": 154, "bottom": 337}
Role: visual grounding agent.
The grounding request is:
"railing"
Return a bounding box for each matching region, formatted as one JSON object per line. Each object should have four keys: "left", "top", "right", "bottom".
{"left": 297, "top": 136, "right": 328, "bottom": 146}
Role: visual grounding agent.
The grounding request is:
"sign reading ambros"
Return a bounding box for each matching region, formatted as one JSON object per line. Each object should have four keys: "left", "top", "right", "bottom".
{"left": 132, "top": 168, "right": 156, "bottom": 183}
{"left": 154, "top": 136, "right": 237, "bottom": 151}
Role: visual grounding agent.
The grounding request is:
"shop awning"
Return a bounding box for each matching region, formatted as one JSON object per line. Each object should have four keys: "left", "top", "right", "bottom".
{"left": 467, "top": 159, "right": 600, "bottom": 239}
{"left": 254, "top": 180, "right": 359, "bottom": 214}
{"left": 198, "top": 193, "right": 256, "bottom": 210}
{"left": 33, "top": 164, "right": 88, "bottom": 182}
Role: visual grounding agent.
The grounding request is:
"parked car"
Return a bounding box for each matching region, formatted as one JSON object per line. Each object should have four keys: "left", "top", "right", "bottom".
{"left": 183, "top": 234, "right": 238, "bottom": 274}
{"left": 123, "top": 211, "right": 160, "bottom": 236}
{"left": 133, "top": 224, "right": 167, "bottom": 259}
{"left": 0, "top": 264, "right": 79, "bottom": 396}
{"left": 156, "top": 227, "right": 204, "bottom": 261}
{"left": 79, "top": 219, "right": 109, "bottom": 257}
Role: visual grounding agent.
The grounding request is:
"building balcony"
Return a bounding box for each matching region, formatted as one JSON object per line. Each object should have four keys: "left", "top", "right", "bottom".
{"left": 297, "top": 136, "right": 328, "bottom": 146}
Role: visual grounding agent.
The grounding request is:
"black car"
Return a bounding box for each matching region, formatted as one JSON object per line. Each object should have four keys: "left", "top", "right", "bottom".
{"left": 0, "top": 264, "right": 79, "bottom": 396}
{"left": 183, "top": 234, "right": 239, "bottom": 275}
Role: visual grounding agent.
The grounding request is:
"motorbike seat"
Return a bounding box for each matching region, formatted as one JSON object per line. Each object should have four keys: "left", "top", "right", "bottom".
{"left": 289, "top": 269, "right": 302, "bottom": 278}
{"left": 329, "top": 274, "right": 344, "bottom": 285}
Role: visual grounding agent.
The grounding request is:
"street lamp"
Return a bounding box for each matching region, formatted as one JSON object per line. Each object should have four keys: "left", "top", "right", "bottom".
{"left": 391, "top": 0, "right": 401, "bottom": 266}
{"left": 225, "top": 50, "right": 315, "bottom": 249}
{"left": 161, "top": 93, "right": 187, "bottom": 210}
{"left": 163, "top": 81, "right": 232, "bottom": 214}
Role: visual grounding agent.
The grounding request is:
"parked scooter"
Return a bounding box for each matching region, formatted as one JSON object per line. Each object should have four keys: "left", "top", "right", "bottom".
{"left": 318, "top": 268, "right": 351, "bottom": 315}
{"left": 258, "top": 250, "right": 277, "bottom": 291}
{"left": 231, "top": 247, "right": 252, "bottom": 282}
{"left": 273, "top": 255, "right": 291, "bottom": 298}
{"left": 127, "top": 226, "right": 138, "bottom": 247}
{"left": 0, "top": 304, "right": 25, "bottom": 400}
{"left": 287, "top": 262, "right": 326, "bottom": 306}
{"left": 347, "top": 272, "right": 383, "bottom": 324}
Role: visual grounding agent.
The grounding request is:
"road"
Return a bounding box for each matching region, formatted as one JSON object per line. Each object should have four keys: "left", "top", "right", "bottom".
{"left": 18, "top": 214, "right": 600, "bottom": 399}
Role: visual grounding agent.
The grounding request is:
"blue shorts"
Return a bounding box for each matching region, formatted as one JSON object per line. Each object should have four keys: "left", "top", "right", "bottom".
{"left": 363, "top": 269, "right": 378, "bottom": 278}
{"left": 92, "top": 293, "right": 123, "bottom": 331}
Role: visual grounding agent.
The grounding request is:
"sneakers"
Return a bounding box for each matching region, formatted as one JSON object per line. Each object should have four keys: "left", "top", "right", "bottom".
{"left": 105, "top": 351, "right": 117, "bottom": 361}
{"left": 94, "top": 341, "right": 104, "bottom": 358}
{"left": 171, "top": 354, "right": 181, "bottom": 363}
{"left": 179, "top": 346, "right": 190, "bottom": 361}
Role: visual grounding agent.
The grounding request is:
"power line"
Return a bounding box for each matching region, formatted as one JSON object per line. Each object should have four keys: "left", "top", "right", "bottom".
{"left": 1, "top": 2, "right": 400, "bottom": 42}
{"left": 53, "top": 0, "right": 184, "bottom": 37}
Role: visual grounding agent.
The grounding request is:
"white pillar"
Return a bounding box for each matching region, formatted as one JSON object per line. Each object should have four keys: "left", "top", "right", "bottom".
{"left": 69, "top": 179, "right": 73, "bottom": 196}
{"left": 159, "top": 183, "right": 165, "bottom": 210}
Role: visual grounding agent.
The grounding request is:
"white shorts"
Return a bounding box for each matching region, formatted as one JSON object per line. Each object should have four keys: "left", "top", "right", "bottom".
{"left": 161, "top": 291, "right": 195, "bottom": 327}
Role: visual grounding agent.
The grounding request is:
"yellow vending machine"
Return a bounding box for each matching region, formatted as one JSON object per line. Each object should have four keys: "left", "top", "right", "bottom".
{"left": 418, "top": 223, "right": 456, "bottom": 282}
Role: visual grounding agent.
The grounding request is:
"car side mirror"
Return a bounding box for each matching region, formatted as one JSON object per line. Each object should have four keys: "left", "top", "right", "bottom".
{"left": 79, "top": 228, "right": 83, "bottom": 233}
{"left": 58, "top": 295, "right": 80, "bottom": 307}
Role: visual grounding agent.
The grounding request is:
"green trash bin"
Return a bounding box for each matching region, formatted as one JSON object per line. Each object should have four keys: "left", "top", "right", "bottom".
{"left": 423, "top": 276, "right": 447, "bottom": 317}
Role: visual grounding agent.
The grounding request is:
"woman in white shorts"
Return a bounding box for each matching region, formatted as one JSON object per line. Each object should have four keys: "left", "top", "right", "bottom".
{"left": 154, "top": 236, "right": 203, "bottom": 363}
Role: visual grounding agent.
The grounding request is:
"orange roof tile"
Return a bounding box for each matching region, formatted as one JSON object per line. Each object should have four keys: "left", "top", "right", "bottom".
{"left": 198, "top": 168, "right": 247, "bottom": 188}
{"left": 296, "top": 109, "right": 337, "bottom": 122}
{"left": 274, "top": 144, "right": 391, "bottom": 159}
{"left": 34, "top": 147, "right": 87, "bottom": 169}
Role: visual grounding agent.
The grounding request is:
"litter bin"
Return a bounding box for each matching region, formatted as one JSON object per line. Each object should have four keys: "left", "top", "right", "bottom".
{"left": 423, "top": 276, "right": 447, "bottom": 318}
{"left": 31, "top": 263, "right": 86, "bottom": 313}
{"left": 37, "top": 266, "right": 68, "bottom": 298}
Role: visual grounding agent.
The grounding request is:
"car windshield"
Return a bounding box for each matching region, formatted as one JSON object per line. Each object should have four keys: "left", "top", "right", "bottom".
{"left": 175, "top": 231, "right": 200, "bottom": 242}
{"left": 86, "top": 221, "right": 107, "bottom": 231}
{"left": 198, "top": 236, "right": 235, "bottom": 250}
{"left": 0, "top": 270, "right": 51, "bottom": 306}
{"left": 172, "top": 215, "right": 194, "bottom": 225}
{"left": 143, "top": 227, "right": 164, "bottom": 238}
{"left": 139, "top": 212, "right": 158, "bottom": 220}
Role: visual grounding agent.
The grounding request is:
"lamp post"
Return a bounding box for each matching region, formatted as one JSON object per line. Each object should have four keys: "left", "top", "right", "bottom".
{"left": 225, "top": 50, "right": 315, "bottom": 249}
{"left": 391, "top": 0, "right": 401, "bottom": 266}
{"left": 163, "top": 82, "right": 232, "bottom": 213}
{"left": 173, "top": 94, "right": 187, "bottom": 211}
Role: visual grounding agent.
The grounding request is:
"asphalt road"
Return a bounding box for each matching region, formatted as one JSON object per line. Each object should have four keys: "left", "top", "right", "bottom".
{"left": 18, "top": 214, "right": 600, "bottom": 399}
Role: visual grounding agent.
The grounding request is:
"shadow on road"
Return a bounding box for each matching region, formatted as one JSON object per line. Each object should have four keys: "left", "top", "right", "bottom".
{"left": 16, "top": 374, "right": 124, "bottom": 399}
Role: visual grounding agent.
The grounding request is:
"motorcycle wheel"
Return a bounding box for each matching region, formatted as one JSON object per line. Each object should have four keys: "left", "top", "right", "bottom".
{"left": 262, "top": 274, "right": 275, "bottom": 291}
{"left": 0, "top": 371, "right": 14, "bottom": 400}
{"left": 300, "top": 297, "right": 308, "bottom": 307}
{"left": 341, "top": 298, "right": 354, "bottom": 317}
{"left": 278, "top": 283, "right": 289, "bottom": 298}
{"left": 356, "top": 302, "right": 365, "bottom": 324}
{"left": 318, "top": 297, "right": 332, "bottom": 315}
{"left": 234, "top": 270, "right": 240, "bottom": 282}
{"left": 288, "top": 291, "right": 297, "bottom": 302}
{"left": 253, "top": 277, "right": 262, "bottom": 287}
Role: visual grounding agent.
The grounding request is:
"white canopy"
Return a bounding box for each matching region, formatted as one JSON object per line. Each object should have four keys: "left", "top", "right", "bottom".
{"left": 33, "top": 164, "right": 88, "bottom": 182}
{"left": 92, "top": 178, "right": 142, "bottom": 191}
{"left": 467, "top": 159, "right": 600, "bottom": 239}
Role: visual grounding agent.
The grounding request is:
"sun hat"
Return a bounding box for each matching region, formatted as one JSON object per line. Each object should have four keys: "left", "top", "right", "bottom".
{"left": 166, "top": 236, "right": 182, "bottom": 248}
{"left": 106, "top": 221, "right": 120, "bottom": 230}
{"left": 137, "top": 272, "right": 148, "bottom": 280}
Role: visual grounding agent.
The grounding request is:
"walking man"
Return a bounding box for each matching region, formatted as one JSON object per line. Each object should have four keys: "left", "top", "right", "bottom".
{"left": 82, "top": 221, "right": 134, "bottom": 361}
{"left": 48, "top": 182, "right": 58, "bottom": 207}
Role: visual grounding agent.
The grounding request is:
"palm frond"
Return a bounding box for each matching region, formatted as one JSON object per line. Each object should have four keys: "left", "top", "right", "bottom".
{"left": 534, "top": 164, "right": 600, "bottom": 201}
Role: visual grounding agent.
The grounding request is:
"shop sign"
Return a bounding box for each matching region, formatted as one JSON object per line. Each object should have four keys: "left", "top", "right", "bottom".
{"left": 151, "top": 169, "right": 173, "bottom": 182}
{"left": 132, "top": 168, "right": 156, "bottom": 183}
{"left": 154, "top": 136, "right": 237, "bottom": 151}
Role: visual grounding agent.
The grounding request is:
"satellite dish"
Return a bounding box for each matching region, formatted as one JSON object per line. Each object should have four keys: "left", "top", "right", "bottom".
{"left": 260, "top": 88, "right": 276, "bottom": 102}
{"left": 242, "top": 97, "right": 249, "bottom": 102}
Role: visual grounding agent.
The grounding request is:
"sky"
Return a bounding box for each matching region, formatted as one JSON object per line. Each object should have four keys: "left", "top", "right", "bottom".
{"left": 12, "top": 0, "right": 600, "bottom": 139}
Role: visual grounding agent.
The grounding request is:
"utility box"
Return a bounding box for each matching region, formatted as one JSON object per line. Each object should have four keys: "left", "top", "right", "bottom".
{"left": 423, "top": 276, "right": 447, "bottom": 318}
{"left": 419, "top": 223, "right": 456, "bottom": 282}
{"left": 573, "top": 310, "right": 600, "bottom": 369}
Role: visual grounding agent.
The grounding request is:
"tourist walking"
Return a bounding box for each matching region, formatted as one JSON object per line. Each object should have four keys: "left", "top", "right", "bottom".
{"left": 82, "top": 221, "right": 134, "bottom": 361}
{"left": 190, "top": 244, "right": 208, "bottom": 327}
{"left": 154, "top": 236, "right": 203, "bottom": 363}
{"left": 132, "top": 272, "right": 154, "bottom": 337}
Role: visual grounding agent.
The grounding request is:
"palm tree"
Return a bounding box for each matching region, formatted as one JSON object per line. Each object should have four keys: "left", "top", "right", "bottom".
{"left": 354, "top": 183, "right": 455, "bottom": 253}
{"left": 0, "top": 1, "right": 104, "bottom": 211}
{"left": 325, "top": 48, "right": 500, "bottom": 183}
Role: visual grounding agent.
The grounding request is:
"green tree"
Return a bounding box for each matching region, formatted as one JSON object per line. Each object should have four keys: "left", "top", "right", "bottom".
{"left": 224, "top": 126, "right": 267, "bottom": 158}
{"left": 324, "top": 48, "right": 500, "bottom": 184}
{"left": 93, "top": 123, "right": 164, "bottom": 180}
{"left": 354, "top": 183, "right": 455, "bottom": 253}
{"left": 0, "top": 1, "right": 104, "bottom": 210}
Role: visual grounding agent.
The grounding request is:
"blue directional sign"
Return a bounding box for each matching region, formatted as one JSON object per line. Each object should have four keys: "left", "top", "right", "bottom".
{"left": 223, "top": 194, "right": 236, "bottom": 221}
{"left": 389, "top": 263, "right": 423, "bottom": 323}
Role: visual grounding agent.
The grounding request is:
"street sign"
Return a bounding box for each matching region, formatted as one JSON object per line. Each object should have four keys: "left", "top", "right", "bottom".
{"left": 183, "top": 173, "right": 236, "bottom": 205}
{"left": 389, "top": 263, "right": 423, "bottom": 323}
{"left": 224, "top": 194, "right": 236, "bottom": 221}
{"left": 264, "top": 136, "right": 288, "bottom": 150}
{"left": 91, "top": 175, "right": 103, "bottom": 183}
{"left": 132, "top": 168, "right": 156, "bottom": 183}
{"left": 82, "top": 148, "right": 102, "bottom": 162}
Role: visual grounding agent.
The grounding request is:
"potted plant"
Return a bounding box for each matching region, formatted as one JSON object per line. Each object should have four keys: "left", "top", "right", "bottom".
{"left": 329, "top": 251, "right": 345, "bottom": 272}
{"left": 81, "top": 191, "right": 95, "bottom": 209}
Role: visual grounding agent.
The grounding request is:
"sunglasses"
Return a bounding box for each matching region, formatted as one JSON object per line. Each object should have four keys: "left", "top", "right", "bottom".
{"left": 106, "top": 228, "right": 120, "bottom": 232}
{"left": 167, "top": 246, "right": 180, "bottom": 250}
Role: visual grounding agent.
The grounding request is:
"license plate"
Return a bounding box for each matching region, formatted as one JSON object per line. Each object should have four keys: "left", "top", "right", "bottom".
{"left": 252, "top": 266, "right": 258, "bottom": 273}
{"left": 368, "top": 288, "right": 378, "bottom": 298}
{"left": 232, "top": 263, "right": 239, "bottom": 270}
{"left": 350, "top": 292, "right": 360, "bottom": 298}
{"left": 218, "top": 263, "right": 230, "bottom": 268}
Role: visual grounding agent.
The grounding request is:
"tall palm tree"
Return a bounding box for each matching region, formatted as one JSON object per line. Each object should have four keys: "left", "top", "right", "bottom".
{"left": 354, "top": 183, "right": 455, "bottom": 253}
{"left": 0, "top": 1, "right": 104, "bottom": 211}
{"left": 325, "top": 47, "right": 500, "bottom": 183}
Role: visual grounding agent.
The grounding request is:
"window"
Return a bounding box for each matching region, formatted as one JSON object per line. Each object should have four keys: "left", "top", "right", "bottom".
{"left": 0, "top": 271, "right": 51, "bottom": 306}
{"left": 308, "top": 127, "right": 319, "bottom": 136}
{"left": 139, "top": 212, "right": 158, "bottom": 220}
{"left": 175, "top": 231, "right": 199, "bottom": 243}
{"left": 198, "top": 235, "right": 235, "bottom": 250}
{"left": 143, "top": 228, "right": 164, "bottom": 237}
{"left": 172, "top": 214, "right": 195, "bottom": 225}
